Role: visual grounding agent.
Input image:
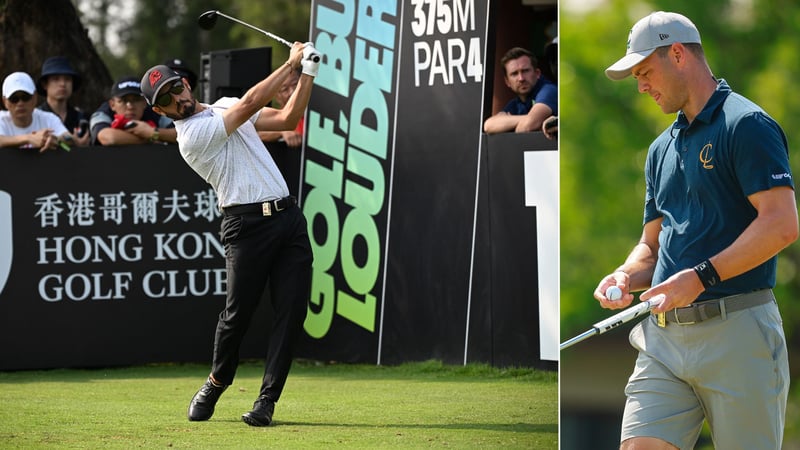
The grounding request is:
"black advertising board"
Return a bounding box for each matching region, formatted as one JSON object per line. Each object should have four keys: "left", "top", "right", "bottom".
{"left": 0, "top": 147, "right": 234, "bottom": 369}
{"left": 301, "top": 0, "right": 495, "bottom": 364}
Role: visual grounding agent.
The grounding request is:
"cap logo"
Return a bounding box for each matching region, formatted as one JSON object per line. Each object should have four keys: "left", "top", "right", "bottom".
{"left": 149, "top": 70, "right": 163, "bottom": 88}
{"left": 659, "top": 33, "right": 670, "bottom": 41}
{"left": 118, "top": 80, "right": 140, "bottom": 90}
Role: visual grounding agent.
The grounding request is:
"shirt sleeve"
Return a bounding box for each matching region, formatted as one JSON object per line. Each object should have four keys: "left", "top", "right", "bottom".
{"left": 176, "top": 109, "right": 229, "bottom": 176}
{"left": 534, "top": 83, "right": 558, "bottom": 115}
{"left": 643, "top": 144, "right": 659, "bottom": 225}
{"left": 501, "top": 99, "right": 517, "bottom": 115}
{"left": 731, "top": 112, "right": 794, "bottom": 195}
{"left": 157, "top": 116, "right": 175, "bottom": 129}
{"left": 89, "top": 106, "right": 112, "bottom": 145}
{"left": 37, "top": 110, "right": 69, "bottom": 136}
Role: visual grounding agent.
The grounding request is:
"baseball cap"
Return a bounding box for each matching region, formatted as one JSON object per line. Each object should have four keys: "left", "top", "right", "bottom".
{"left": 111, "top": 76, "right": 144, "bottom": 98}
{"left": 3, "top": 72, "right": 36, "bottom": 98}
{"left": 140, "top": 65, "right": 182, "bottom": 106}
{"left": 38, "top": 56, "right": 82, "bottom": 94}
{"left": 606, "top": 11, "right": 701, "bottom": 81}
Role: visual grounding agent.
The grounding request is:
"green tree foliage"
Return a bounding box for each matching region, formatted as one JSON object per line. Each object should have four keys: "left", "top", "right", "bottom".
{"left": 560, "top": 0, "right": 800, "bottom": 345}
{"left": 76, "top": 0, "right": 310, "bottom": 82}
{"left": 0, "top": 0, "right": 112, "bottom": 112}
{"left": 236, "top": 1, "right": 311, "bottom": 70}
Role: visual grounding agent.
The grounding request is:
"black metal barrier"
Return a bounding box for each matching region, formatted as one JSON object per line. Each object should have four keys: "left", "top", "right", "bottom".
{"left": 0, "top": 133, "right": 556, "bottom": 370}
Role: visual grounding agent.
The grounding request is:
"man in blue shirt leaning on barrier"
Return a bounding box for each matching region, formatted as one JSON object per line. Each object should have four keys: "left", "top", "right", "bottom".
{"left": 483, "top": 46, "right": 557, "bottom": 135}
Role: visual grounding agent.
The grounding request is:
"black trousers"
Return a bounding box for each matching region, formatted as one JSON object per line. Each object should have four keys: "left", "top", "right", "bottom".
{"left": 211, "top": 205, "right": 312, "bottom": 402}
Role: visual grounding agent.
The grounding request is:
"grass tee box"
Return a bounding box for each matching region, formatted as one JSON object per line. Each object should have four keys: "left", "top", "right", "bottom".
{"left": 0, "top": 360, "right": 557, "bottom": 449}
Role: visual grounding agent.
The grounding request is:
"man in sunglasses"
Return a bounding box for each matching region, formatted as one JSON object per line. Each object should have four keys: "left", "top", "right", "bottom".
{"left": 140, "top": 41, "right": 320, "bottom": 427}
{"left": 0, "top": 71, "right": 71, "bottom": 152}
{"left": 89, "top": 76, "right": 176, "bottom": 146}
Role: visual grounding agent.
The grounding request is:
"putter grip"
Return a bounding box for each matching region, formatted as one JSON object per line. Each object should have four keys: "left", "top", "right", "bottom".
{"left": 592, "top": 299, "right": 656, "bottom": 333}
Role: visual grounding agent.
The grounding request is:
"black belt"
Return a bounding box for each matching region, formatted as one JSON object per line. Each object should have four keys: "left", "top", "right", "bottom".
{"left": 655, "top": 289, "right": 774, "bottom": 326}
{"left": 222, "top": 196, "right": 296, "bottom": 217}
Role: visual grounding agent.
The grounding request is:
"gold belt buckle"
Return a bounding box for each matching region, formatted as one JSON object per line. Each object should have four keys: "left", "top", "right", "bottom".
{"left": 262, "top": 202, "right": 272, "bottom": 216}
{"left": 656, "top": 312, "right": 666, "bottom": 328}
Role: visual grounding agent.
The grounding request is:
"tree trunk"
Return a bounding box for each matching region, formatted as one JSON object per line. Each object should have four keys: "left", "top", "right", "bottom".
{"left": 0, "top": 0, "right": 112, "bottom": 113}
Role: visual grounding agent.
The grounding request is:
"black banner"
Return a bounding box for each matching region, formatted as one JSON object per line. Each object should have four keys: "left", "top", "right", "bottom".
{"left": 0, "top": 146, "right": 241, "bottom": 370}
{"left": 303, "top": 0, "right": 492, "bottom": 364}
{"left": 381, "top": 0, "right": 489, "bottom": 364}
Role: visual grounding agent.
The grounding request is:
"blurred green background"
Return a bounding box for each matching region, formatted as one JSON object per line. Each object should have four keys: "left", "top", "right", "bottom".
{"left": 560, "top": 0, "right": 800, "bottom": 448}
{"left": 76, "top": 0, "right": 310, "bottom": 81}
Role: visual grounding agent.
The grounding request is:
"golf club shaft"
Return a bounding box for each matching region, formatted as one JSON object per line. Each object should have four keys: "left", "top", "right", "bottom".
{"left": 215, "top": 11, "right": 292, "bottom": 48}
{"left": 560, "top": 299, "right": 658, "bottom": 350}
{"left": 559, "top": 329, "right": 597, "bottom": 350}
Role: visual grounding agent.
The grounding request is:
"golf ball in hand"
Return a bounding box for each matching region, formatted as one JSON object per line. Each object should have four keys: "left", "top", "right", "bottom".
{"left": 606, "top": 286, "right": 622, "bottom": 301}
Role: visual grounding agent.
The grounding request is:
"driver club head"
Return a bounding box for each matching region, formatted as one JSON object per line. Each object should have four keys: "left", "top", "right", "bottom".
{"left": 197, "top": 10, "right": 219, "bottom": 30}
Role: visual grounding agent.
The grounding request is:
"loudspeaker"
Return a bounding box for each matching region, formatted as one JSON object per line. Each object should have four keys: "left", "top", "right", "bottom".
{"left": 199, "top": 47, "right": 272, "bottom": 104}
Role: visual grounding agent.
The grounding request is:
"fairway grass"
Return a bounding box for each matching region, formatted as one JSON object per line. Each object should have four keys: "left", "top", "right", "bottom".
{"left": 0, "top": 360, "right": 557, "bottom": 449}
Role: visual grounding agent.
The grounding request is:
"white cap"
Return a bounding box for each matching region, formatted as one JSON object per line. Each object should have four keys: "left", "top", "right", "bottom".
{"left": 2, "top": 72, "right": 36, "bottom": 98}
{"left": 606, "top": 11, "right": 701, "bottom": 80}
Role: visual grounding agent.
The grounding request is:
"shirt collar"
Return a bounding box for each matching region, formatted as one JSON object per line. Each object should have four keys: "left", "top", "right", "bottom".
{"left": 674, "top": 79, "right": 731, "bottom": 130}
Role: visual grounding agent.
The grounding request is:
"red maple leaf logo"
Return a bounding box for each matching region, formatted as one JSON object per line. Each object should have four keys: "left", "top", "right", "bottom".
{"left": 149, "top": 70, "right": 163, "bottom": 87}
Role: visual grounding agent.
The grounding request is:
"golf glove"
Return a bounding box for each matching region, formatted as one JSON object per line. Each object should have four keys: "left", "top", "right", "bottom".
{"left": 302, "top": 42, "right": 321, "bottom": 77}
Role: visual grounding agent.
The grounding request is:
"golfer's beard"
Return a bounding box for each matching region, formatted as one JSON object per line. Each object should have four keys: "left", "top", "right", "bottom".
{"left": 176, "top": 99, "right": 197, "bottom": 119}
{"left": 166, "top": 99, "right": 197, "bottom": 120}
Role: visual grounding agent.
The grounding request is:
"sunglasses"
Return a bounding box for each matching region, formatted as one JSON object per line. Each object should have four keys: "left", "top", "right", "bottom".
{"left": 7, "top": 93, "right": 32, "bottom": 104}
{"left": 155, "top": 81, "right": 185, "bottom": 107}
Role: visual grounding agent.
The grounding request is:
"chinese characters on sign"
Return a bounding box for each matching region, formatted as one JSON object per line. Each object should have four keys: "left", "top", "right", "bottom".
{"left": 34, "top": 189, "right": 221, "bottom": 227}
{"left": 31, "top": 189, "right": 227, "bottom": 302}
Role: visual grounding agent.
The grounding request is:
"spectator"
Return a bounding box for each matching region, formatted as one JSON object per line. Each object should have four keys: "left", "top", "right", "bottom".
{"left": 259, "top": 68, "right": 303, "bottom": 148}
{"left": 483, "top": 47, "right": 557, "bottom": 134}
{"left": 90, "top": 76, "right": 176, "bottom": 146}
{"left": 36, "top": 56, "right": 89, "bottom": 146}
{"left": 0, "top": 72, "right": 71, "bottom": 152}
{"left": 164, "top": 58, "right": 198, "bottom": 91}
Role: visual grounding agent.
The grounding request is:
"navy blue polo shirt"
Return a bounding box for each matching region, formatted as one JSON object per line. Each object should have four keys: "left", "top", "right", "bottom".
{"left": 644, "top": 79, "right": 793, "bottom": 301}
{"left": 502, "top": 76, "right": 558, "bottom": 116}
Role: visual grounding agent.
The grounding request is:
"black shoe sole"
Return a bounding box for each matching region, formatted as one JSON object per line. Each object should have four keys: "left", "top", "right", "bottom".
{"left": 188, "top": 405, "right": 214, "bottom": 421}
{"left": 242, "top": 413, "right": 271, "bottom": 427}
{"left": 188, "top": 414, "right": 212, "bottom": 421}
